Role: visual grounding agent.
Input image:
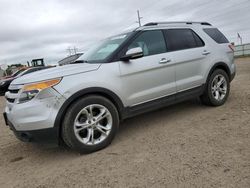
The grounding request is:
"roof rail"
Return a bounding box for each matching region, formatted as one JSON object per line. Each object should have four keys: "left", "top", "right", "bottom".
{"left": 143, "top": 22, "right": 212, "bottom": 26}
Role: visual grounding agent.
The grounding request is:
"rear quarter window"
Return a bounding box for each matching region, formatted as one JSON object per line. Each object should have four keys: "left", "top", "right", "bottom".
{"left": 203, "top": 28, "right": 229, "bottom": 44}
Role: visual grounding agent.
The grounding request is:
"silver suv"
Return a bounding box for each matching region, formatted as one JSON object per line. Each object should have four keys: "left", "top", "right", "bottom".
{"left": 4, "top": 22, "right": 236, "bottom": 153}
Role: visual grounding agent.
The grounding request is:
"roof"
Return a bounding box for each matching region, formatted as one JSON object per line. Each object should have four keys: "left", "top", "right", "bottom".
{"left": 144, "top": 21, "right": 212, "bottom": 26}
{"left": 135, "top": 21, "right": 212, "bottom": 31}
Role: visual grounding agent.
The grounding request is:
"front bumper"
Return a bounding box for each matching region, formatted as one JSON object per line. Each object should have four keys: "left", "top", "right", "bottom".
{"left": 4, "top": 87, "right": 66, "bottom": 144}
{"left": 4, "top": 112, "right": 58, "bottom": 143}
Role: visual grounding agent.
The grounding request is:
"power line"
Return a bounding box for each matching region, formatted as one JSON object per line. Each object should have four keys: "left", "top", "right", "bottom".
{"left": 66, "top": 46, "right": 79, "bottom": 56}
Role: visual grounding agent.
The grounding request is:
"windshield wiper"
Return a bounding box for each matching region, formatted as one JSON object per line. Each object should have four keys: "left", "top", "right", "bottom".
{"left": 71, "top": 60, "right": 88, "bottom": 64}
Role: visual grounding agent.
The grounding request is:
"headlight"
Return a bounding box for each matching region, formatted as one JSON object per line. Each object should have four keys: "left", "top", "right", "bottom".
{"left": 18, "top": 78, "right": 61, "bottom": 103}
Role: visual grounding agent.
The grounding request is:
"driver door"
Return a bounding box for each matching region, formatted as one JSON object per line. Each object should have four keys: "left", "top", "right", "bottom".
{"left": 118, "top": 30, "right": 176, "bottom": 106}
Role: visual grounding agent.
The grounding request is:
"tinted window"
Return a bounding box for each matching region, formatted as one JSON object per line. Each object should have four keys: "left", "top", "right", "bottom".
{"left": 203, "top": 28, "right": 229, "bottom": 44}
{"left": 193, "top": 32, "right": 204, "bottom": 47}
{"left": 128, "top": 30, "right": 166, "bottom": 56}
{"left": 164, "top": 29, "right": 204, "bottom": 52}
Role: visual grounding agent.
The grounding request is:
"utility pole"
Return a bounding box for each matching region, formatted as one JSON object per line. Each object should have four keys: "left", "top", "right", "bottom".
{"left": 136, "top": 10, "right": 143, "bottom": 27}
{"left": 67, "top": 47, "right": 72, "bottom": 56}
{"left": 66, "top": 46, "right": 79, "bottom": 56}
{"left": 73, "top": 46, "right": 78, "bottom": 54}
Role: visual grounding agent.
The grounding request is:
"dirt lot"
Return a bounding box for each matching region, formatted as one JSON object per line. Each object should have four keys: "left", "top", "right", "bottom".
{"left": 0, "top": 58, "right": 250, "bottom": 188}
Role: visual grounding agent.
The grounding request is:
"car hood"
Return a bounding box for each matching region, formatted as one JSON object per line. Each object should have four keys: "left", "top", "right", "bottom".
{"left": 12, "top": 63, "right": 101, "bottom": 85}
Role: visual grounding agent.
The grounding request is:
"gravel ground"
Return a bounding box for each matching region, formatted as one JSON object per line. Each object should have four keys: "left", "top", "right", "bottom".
{"left": 0, "top": 58, "right": 249, "bottom": 188}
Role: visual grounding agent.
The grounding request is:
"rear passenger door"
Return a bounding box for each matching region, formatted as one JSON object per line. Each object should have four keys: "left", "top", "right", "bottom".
{"left": 163, "top": 28, "right": 208, "bottom": 92}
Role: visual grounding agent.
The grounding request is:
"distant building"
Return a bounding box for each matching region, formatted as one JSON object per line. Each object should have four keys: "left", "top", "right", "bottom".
{"left": 58, "top": 53, "right": 83, "bottom": 66}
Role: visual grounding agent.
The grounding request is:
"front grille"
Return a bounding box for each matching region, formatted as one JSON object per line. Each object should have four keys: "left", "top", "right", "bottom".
{"left": 8, "top": 89, "right": 19, "bottom": 94}
{"left": 6, "top": 98, "right": 15, "bottom": 103}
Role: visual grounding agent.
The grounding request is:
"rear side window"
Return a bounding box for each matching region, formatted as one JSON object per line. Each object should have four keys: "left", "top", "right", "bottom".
{"left": 128, "top": 30, "right": 166, "bottom": 56}
{"left": 164, "top": 29, "right": 204, "bottom": 52}
{"left": 203, "top": 28, "right": 229, "bottom": 44}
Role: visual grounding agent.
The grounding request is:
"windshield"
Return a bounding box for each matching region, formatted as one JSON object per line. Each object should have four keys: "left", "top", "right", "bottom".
{"left": 79, "top": 33, "right": 131, "bottom": 63}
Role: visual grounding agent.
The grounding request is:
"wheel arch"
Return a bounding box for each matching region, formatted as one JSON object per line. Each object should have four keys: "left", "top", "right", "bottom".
{"left": 54, "top": 87, "right": 125, "bottom": 139}
{"left": 206, "top": 62, "right": 231, "bottom": 83}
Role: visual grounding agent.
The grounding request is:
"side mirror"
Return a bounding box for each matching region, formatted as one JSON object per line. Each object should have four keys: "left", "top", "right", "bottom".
{"left": 121, "top": 47, "right": 143, "bottom": 61}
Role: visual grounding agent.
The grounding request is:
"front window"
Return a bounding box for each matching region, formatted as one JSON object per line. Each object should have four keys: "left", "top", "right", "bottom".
{"left": 79, "top": 33, "right": 131, "bottom": 63}
{"left": 128, "top": 30, "right": 166, "bottom": 56}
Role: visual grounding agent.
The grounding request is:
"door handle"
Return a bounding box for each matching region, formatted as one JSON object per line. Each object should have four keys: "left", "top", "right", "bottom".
{"left": 159, "top": 58, "right": 171, "bottom": 64}
{"left": 202, "top": 50, "right": 211, "bottom": 55}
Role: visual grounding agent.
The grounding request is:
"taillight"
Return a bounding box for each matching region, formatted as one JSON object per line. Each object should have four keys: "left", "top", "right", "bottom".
{"left": 228, "top": 43, "right": 234, "bottom": 52}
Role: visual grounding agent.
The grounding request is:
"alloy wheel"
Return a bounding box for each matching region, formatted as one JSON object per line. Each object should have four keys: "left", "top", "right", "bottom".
{"left": 211, "top": 74, "right": 228, "bottom": 101}
{"left": 73, "top": 104, "right": 112, "bottom": 145}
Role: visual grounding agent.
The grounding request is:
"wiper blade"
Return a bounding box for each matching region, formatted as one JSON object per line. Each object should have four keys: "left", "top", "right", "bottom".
{"left": 71, "top": 60, "right": 88, "bottom": 64}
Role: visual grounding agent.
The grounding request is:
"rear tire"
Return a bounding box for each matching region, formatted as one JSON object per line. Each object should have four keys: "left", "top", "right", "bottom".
{"left": 62, "top": 95, "right": 119, "bottom": 153}
{"left": 200, "top": 69, "right": 230, "bottom": 106}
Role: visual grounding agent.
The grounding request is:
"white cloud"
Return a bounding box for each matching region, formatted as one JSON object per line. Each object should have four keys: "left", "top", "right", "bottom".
{"left": 0, "top": 0, "right": 249, "bottom": 65}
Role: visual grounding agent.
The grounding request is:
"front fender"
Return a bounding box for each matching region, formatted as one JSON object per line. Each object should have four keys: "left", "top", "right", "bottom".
{"left": 53, "top": 87, "right": 125, "bottom": 132}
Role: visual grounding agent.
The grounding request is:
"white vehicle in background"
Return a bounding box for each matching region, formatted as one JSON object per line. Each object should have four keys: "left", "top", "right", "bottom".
{"left": 4, "top": 21, "right": 235, "bottom": 153}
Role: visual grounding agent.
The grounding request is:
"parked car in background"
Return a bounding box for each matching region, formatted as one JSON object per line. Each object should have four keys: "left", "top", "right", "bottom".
{"left": 0, "top": 66, "right": 52, "bottom": 95}
{"left": 1, "top": 68, "right": 27, "bottom": 80}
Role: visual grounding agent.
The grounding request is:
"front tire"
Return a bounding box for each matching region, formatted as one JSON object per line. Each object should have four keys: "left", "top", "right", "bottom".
{"left": 200, "top": 69, "right": 230, "bottom": 106}
{"left": 62, "top": 95, "right": 119, "bottom": 153}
